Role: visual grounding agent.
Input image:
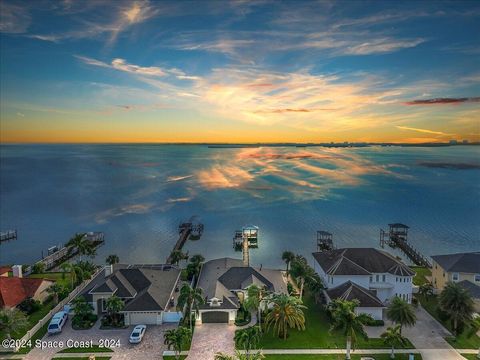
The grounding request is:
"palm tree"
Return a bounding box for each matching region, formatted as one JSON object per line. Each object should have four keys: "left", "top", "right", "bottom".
{"left": 60, "top": 262, "right": 71, "bottom": 280}
{"left": 419, "top": 282, "right": 434, "bottom": 299}
{"left": 281, "top": 251, "right": 295, "bottom": 276}
{"left": 0, "top": 308, "right": 28, "bottom": 340}
{"left": 169, "top": 250, "right": 188, "bottom": 265}
{"left": 47, "top": 283, "right": 64, "bottom": 305}
{"left": 106, "top": 254, "right": 119, "bottom": 265}
{"left": 190, "top": 254, "right": 205, "bottom": 265}
{"left": 289, "top": 255, "right": 313, "bottom": 300}
{"left": 329, "top": 299, "right": 371, "bottom": 360}
{"left": 164, "top": 327, "right": 192, "bottom": 360}
{"left": 381, "top": 324, "right": 409, "bottom": 359}
{"left": 439, "top": 282, "right": 474, "bottom": 335}
{"left": 66, "top": 233, "right": 87, "bottom": 259}
{"left": 177, "top": 283, "right": 204, "bottom": 330}
{"left": 244, "top": 285, "right": 267, "bottom": 332}
{"left": 386, "top": 297, "right": 416, "bottom": 334}
{"left": 215, "top": 350, "right": 264, "bottom": 360}
{"left": 234, "top": 326, "right": 261, "bottom": 357}
{"left": 105, "top": 295, "right": 124, "bottom": 327}
{"left": 265, "top": 293, "right": 306, "bottom": 340}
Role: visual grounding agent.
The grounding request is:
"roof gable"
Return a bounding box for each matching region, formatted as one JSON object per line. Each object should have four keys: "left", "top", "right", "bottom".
{"left": 326, "top": 281, "right": 384, "bottom": 308}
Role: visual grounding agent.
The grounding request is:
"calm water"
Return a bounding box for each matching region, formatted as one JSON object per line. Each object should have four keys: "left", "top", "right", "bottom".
{"left": 1, "top": 144, "right": 479, "bottom": 267}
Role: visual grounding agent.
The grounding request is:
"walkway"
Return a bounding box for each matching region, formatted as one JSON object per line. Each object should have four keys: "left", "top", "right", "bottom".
{"left": 187, "top": 324, "right": 236, "bottom": 360}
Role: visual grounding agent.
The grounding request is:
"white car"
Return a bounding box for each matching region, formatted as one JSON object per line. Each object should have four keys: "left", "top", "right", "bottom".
{"left": 129, "top": 325, "right": 147, "bottom": 344}
{"left": 47, "top": 311, "right": 68, "bottom": 335}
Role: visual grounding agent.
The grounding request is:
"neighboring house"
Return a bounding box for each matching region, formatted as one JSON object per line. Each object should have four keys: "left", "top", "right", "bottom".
{"left": 431, "top": 252, "right": 480, "bottom": 290}
{"left": 313, "top": 248, "right": 415, "bottom": 320}
{"left": 196, "top": 257, "right": 288, "bottom": 325}
{"left": 0, "top": 266, "right": 11, "bottom": 277}
{"left": 78, "top": 264, "right": 181, "bottom": 325}
{"left": 457, "top": 280, "right": 480, "bottom": 313}
{"left": 0, "top": 274, "right": 53, "bottom": 308}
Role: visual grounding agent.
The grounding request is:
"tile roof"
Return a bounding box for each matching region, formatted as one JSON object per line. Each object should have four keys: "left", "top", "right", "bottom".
{"left": 326, "top": 281, "right": 385, "bottom": 308}
{"left": 313, "top": 248, "right": 415, "bottom": 276}
{"left": 0, "top": 266, "right": 12, "bottom": 275}
{"left": 431, "top": 252, "right": 480, "bottom": 274}
{"left": 0, "top": 277, "right": 53, "bottom": 308}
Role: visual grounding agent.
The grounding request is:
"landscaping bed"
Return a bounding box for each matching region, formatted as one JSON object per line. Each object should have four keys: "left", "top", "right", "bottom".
{"left": 259, "top": 295, "right": 414, "bottom": 350}
{"left": 410, "top": 267, "right": 431, "bottom": 286}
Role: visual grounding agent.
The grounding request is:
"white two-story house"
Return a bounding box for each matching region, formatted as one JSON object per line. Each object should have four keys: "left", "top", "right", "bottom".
{"left": 313, "top": 248, "right": 415, "bottom": 320}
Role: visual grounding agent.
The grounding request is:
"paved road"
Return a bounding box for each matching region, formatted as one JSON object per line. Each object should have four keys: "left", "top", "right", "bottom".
{"left": 187, "top": 324, "right": 236, "bottom": 360}
{"left": 23, "top": 320, "right": 176, "bottom": 360}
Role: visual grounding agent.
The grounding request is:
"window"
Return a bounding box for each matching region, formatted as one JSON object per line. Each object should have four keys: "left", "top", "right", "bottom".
{"left": 376, "top": 275, "right": 379, "bottom": 282}
{"left": 452, "top": 273, "right": 459, "bottom": 281}
{"left": 475, "top": 274, "right": 480, "bottom": 282}
{"left": 396, "top": 277, "right": 398, "bottom": 282}
{"left": 370, "top": 276, "right": 373, "bottom": 283}
{"left": 382, "top": 275, "right": 386, "bottom": 282}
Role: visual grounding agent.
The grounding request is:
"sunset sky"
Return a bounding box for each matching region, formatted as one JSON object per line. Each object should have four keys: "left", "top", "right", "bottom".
{"left": 0, "top": 0, "right": 479, "bottom": 143}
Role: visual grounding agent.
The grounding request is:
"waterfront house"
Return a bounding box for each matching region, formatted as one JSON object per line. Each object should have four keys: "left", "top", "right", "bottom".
{"left": 195, "top": 257, "right": 288, "bottom": 324}
{"left": 312, "top": 248, "right": 415, "bottom": 320}
{"left": 458, "top": 280, "right": 480, "bottom": 312}
{"left": 78, "top": 264, "right": 181, "bottom": 325}
{"left": 431, "top": 252, "right": 480, "bottom": 290}
{"left": 0, "top": 266, "right": 53, "bottom": 308}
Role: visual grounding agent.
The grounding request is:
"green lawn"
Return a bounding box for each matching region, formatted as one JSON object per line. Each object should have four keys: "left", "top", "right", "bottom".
{"left": 258, "top": 296, "right": 414, "bottom": 350}
{"left": 410, "top": 267, "right": 431, "bottom": 286}
{"left": 29, "top": 272, "right": 73, "bottom": 289}
{"left": 417, "top": 295, "right": 480, "bottom": 349}
{"left": 59, "top": 345, "right": 113, "bottom": 353}
{"left": 460, "top": 354, "right": 480, "bottom": 360}
{"left": 264, "top": 354, "right": 422, "bottom": 360}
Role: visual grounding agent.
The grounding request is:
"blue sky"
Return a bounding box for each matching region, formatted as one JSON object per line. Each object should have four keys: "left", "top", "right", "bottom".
{"left": 0, "top": 0, "right": 479, "bottom": 143}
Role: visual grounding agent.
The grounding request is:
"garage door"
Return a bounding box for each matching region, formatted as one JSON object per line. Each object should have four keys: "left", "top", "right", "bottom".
{"left": 128, "top": 312, "right": 158, "bottom": 325}
{"left": 201, "top": 311, "right": 229, "bottom": 323}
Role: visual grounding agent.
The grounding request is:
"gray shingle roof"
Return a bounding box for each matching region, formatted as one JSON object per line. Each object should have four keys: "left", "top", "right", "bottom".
{"left": 313, "top": 248, "right": 415, "bottom": 276}
{"left": 218, "top": 267, "right": 274, "bottom": 292}
{"left": 457, "top": 280, "right": 480, "bottom": 299}
{"left": 431, "top": 252, "right": 480, "bottom": 274}
{"left": 326, "top": 281, "right": 385, "bottom": 308}
{"left": 87, "top": 265, "right": 180, "bottom": 312}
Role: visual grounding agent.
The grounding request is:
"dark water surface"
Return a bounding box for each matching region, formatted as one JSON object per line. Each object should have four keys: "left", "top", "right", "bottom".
{"left": 1, "top": 144, "right": 479, "bottom": 267}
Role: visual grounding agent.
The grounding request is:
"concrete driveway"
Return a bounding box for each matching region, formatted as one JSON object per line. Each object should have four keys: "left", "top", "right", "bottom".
{"left": 23, "top": 320, "right": 176, "bottom": 360}
{"left": 365, "top": 305, "right": 465, "bottom": 360}
{"left": 187, "top": 324, "right": 236, "bottom": 360}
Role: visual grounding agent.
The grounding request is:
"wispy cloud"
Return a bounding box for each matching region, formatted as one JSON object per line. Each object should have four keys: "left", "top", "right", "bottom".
{"left": 75, "top": 55, "right": 198, "bottom": 80}
{"left": 0, "top": 2, "right": 31, "bottom": 33}
{"left": 396, "top": 126, "right": 452, "bottom": 136}
{"left": 28, "top": 0, "right": 158, "bottom": 45}
{"left": 403, "top": 97, "right": 480, "bottom": 105}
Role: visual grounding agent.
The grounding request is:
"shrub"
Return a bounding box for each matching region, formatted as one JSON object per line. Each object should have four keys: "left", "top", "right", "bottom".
{"left": 17, "top": 298, "right": 41, "bottom": 315}
{"left": 31, "top": 263, "right": 45, "bottom": 274}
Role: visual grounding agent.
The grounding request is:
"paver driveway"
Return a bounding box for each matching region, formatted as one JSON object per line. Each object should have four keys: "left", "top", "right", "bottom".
{"left": 23, "top": 320, "right": 176, "bottom": 360}
{"left": 187, "top": 324, "right": 236, "bottom": 360}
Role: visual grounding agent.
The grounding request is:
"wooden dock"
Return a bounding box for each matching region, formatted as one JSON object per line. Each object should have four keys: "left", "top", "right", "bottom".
{"left": 380, "top": 224, "right": 431, "bottom": 268}
{"left": 166, "top": 218, "right": 203, "bottom": 264}
{"left": 0, "top": 230, "right": 17, "bottom": 243}
{"left": 38, "top": 232, "right": 105, "bottom": 270}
